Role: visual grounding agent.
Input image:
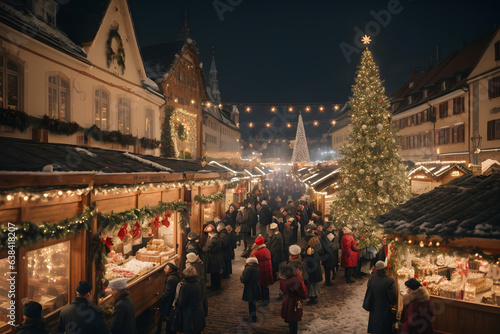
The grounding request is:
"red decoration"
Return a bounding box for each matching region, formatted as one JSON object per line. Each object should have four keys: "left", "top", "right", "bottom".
{"left": 133, "top": 229, "right": 141, "bottom": 238}
{"left": 360, "top": 237, "right": 364, "bottom": 240}
{"left": 388, "top": 188, "right": 391, "bottom": 192}
{"left": 153, "top": 215, "right": 160, "bottom": 229}
{"left": 148, "top": 232, "right": 152, "bottom": 236}
{"left": 162, "top": 218, "right": 170, "bottom": 228}
{"left": 235, "top": 189, "right": 239, "bottom": 194}
{"left": 352, "top": 203, "right": 356, "bottom": 207}
{"left": 394, "top": 197, "right": 398, "bottom": 201}
{"left": 118, "top": 226, "right": 127, "bottom": 240}
{"left": 395, "top": 259, "right": 398, "bottom": 263}
{"left": 186, "top": 213, "right": 192, "bottom": 216}
{"left": 414, "top": 273, "right": 418, "bottom": 278}
{"left": 388, "top": 263, "right": 392, "bottom": 268}
{"left": 105, "top": 237, "right": 113, "bottom": 247}
{"left": 165, "top": 210, "right": 173, "bottom": 218}
{"left": 422, "top": 281, "right": 427, "bottom": 287}
{"left": 134, "top": 221, "right": 141, "bottom": 230}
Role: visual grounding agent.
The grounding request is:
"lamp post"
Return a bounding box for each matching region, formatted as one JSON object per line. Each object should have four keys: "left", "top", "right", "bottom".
{"left": 471, "top": 135, "right": 482, "bottom": 165}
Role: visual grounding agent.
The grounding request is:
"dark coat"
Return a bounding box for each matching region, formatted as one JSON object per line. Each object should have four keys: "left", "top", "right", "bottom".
{"left": 250, "top": 245, "right": 274, "bottom": 287}
{"left": 16, "top": 318, "right": 48, "bottom": 334}
{"left": 57, "top": 297, "right": 109, "bottom": 334}
{"left": 367, "top": 271, "right": 398, "bottom": 334}
{"left": 225, "top": 209, "right": 237, "bottom": 228}
{"left": 237, "top": 209, "right": 251, "bottom": 233}
{"left": 280, "top": 269, "right": 307, "bottom": 322}
{"left": 303, "top": 245, "right": 323, "bottom": 283}
{"left": 159, "top": 271, "right": 181, "bottom": 317}
{"left": 187, "top": 260, "right": 208, "bottom": 317}
{"left": 111, "top": 291, "right": 136, "bottom": 334}
{"left": 259, "top": 205, "right": 272, "bottom": 226}
{"left": 267, "top": 231, "right": 286, "bottom": 265}
{"left": 283, "top": 216, "right": 298, "bottom": 248}
{"left": 185, "top": 240, "right": 202, "bottom": 256}
{"left": 240, "top": 263, "right": 261, "bottom": 302}
{"left": 178, "top": 277, "right": 206, "bottom": 334}
{"left": 401, "top": 287, "right": 434, "bottom": 334}
{"left": 202, "top": 234, "right": 223, "bottom": 274}
{"left": 341, "top": 233, "right": 359, "bottom": 268}
{"left": 219, "top": 229, "right": 232, "bottom": 261}
{"left": 320, "top": 231, "right": 339, "bottom": 268}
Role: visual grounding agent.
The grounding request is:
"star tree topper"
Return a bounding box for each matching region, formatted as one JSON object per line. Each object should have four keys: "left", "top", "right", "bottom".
{"left": 361, "top": 35, "right": 371, "bottom": 45}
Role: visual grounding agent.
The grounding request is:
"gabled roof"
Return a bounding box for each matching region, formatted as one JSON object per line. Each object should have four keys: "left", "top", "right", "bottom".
{"left": 0, "top": 0, "right": 88, "bottom": 61}
{"left": 57, "top": 0, "right": 110, "bottom": 45}
{"left": 391, "top": 30, "right": 495, "bottom": 115}
{"left": 203, "top": 105, "right": 239, "bottom": 132}
{"left": 0, "top": 137, "right": 220, "bottom": 174}
{"left": 408, "top": 162, "right": 471, "bottom": 179}
{"left": 141, "top": 39, "right": 188, "bottom": 81}
{"left": 376, "top": 173, "right": 500, "bottom": 239}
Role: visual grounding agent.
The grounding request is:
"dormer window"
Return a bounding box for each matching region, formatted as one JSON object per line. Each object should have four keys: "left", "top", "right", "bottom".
{"left": 32, "top": 0, "right": 57, "bottom": 25}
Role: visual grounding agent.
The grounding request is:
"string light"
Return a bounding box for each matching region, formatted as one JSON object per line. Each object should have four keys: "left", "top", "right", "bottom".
{"left": 319, "top": 106, "right": 324, "bottom": 111}
{"left": 190, "top": 99, "right": 195, "bottom": 104}
{"left": 305, "top": 106, "right": 310, "bottom": 112}
{"left": 218, "top": 104, "right": 223, "bottom": 108}
{"left": 248, "top": 122, "right": 253, "bottom": 128}
{"left": 246, "top": 107, "right": 251, "bottom": 112}
{"left": 271, "top": 107, "right": 276, "bottom": 112}
{"left": 265, "top": 122, "right": 271, "bottom": 128}
{"left": 288, "top": 106, "right": 293, "bottom": 112}
{"left": 313, "top": 121, "right": 319, "bottom": 126}
{"left": 334, "top": 105, "right": 339, "bottom": 110}
{"left": 286, "top": 123, "right": 292, "bottom": 128}
{"left": 206, "top": 102, "right": 211, "bottom": 107}
{"left": 331, "top": 120, "right": 337, "bottom": 125}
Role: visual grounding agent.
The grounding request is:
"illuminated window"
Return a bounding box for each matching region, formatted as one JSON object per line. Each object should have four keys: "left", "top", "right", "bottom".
{"left": 0, "top": 54, "right": 23, "bottom": 110}
{"left": 94, "top": 88, "right": 109, "bottom": 129}
{"left": 48, "top": 75, "right": 70, "bottom": 121}
{"left": 118, "top": 98, "right": 131, "bottom": 133}
{"left": 145, "top": 109, "right": 154, "bottom": 138}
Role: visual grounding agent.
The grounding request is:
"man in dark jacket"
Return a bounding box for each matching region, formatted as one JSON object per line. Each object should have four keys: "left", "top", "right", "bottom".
{"left": 320, "top": 222, "right": 339, "bottom": 286}
{"left": 240, "top": 257, "right": 261, "bottom": 323}
{"left": 266, "top": 222, "right": 286, "bottom": 281}
{"left": 18, "top": 301, "right": 48, "bottom": 334}
{"left": 157, "top": 263, "right": 181, "bottom": 334}
{"left": 109, "top": 278, "right": 136, "bottom": 334}
{"left": 185, "top": 252, "right": 208, "bottom": 317}
{"left": 57, "top": 281, "right": 109, "bottom": 334}
{"left": 218, "top": 222, "right": 232, "bottom": 279}
{"left": 178, "top": 267, "right": 206, "bottom": 334}
{"left": 258, "top": 200, "right": 272, "bottom": 238}
{"left": 366, "top": 261, "right": 398, "bottom": 334}
{"left": 202, "top": 223, "right": 223, "bottom": 290}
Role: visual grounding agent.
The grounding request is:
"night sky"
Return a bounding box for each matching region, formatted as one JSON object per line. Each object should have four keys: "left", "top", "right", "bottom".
{"left": 129, "top": 0, "right": 500, "bottom": 139}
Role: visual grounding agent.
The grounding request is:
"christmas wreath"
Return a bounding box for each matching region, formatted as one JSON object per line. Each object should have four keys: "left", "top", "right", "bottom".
{"left": 106, "top": 25, "right": 126, "bottom": 74}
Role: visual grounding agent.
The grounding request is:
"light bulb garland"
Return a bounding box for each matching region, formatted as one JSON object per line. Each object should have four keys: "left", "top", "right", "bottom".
{"left": 194, "top": 191, "right": 224, "bottom": 205}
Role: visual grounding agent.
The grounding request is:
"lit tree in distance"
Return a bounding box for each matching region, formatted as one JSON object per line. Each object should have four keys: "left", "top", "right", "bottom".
{"left": 330, "top": 37, "right": 411, "bottom": 248}
{"left": 291, "top": 113, "right": 310, "bottom": 164}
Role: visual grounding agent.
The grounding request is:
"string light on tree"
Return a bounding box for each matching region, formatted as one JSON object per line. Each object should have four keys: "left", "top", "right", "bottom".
{"left": 330, "top": 35, "right": 411, "bottom": 249}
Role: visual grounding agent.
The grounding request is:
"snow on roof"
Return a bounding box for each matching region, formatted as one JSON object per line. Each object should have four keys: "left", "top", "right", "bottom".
{"left": 482, "top": 159, "right": 500, "bottom": 172}
{"left": 74, "top": 147, "right": 97, "bottom": 158}
{"left": 123, "top": 152, "right": 173, "bottom": 172}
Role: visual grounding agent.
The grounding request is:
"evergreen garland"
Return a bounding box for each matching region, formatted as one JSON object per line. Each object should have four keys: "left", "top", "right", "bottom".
{"left": 177, "top": 122, "right": 188, "bottom": 141}
{"left": 0, "top": 108, "right": 30, "bottom": 132}
{"left": 139, "top": 137, "right": 161, "bottom": 150}
{"left": 160, "top": 106, "right": 175, "bottom": 158}
{"left": 0, "top": 207, "right": 96, "bottom": 250}
{"left": 194, "top": 191, "right": 224, "bottom": 205}
{"left": 86, "top": 125, "right": 137, "bottom": 146}
{"left": 41, "top": 115, "right": 81, "bottom": 135}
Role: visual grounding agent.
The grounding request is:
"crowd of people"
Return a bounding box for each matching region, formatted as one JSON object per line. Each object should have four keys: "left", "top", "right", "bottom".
{"left": 16, "top": 172, "right": 433, "bottom": 334}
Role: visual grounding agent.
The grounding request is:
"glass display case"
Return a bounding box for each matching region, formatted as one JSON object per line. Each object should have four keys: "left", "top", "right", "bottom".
{"left": 26, "top": 241, "right": 70, "bottom": 316}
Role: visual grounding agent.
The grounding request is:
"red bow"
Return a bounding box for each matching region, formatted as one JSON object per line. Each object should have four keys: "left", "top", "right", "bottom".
{"left": 162, "top": 218, "right": 170, "bottom": 228}
{"left": 118, "top": 227, "right": 127, "bottom": 241}
{"left": 153, "top": 215, "right": 160, "bottom": 229}
{"left": 105, "top": 237, "right": 113, "bottom": 247}
{"left": 133, "top": 229, "right": 141, "bottom": 239}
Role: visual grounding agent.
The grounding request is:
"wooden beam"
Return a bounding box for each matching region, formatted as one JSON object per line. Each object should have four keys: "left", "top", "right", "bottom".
{"left": 94, "top": 173, "right": 184, "bottom": 185}
{"left": 0, "top": 173, "right": 95, "bottom": 188}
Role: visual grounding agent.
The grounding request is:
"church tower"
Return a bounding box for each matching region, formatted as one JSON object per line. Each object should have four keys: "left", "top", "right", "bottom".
{"left": 208, "top": 56, "right": 221, "bottom": 102}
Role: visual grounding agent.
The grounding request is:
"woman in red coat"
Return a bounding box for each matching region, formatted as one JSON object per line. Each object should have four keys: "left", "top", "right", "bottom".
{"left": 401, "top": 278, "right": 434, "bottom": 334}
{"left": 341, "top": 226, "right": 359, "bottom": 283}
{"left": 250, "top": 235, "right": 274, "bottom": 306}
{"left": 280, "top": 265, "right": 307, "bottom": 334}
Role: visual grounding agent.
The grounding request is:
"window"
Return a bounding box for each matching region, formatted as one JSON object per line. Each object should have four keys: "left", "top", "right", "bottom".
{"left": 487, "top": 119, "right": 500, "bottom": 140}
{"left": 94, "top": 89, "right": 109, "bottom": 129}
{"left": 118, "top": 98, "right": 131, "bottom": 134}
{"left": 48, "top": 75, "right": 70, "bottom": 121}
{"left": 453, "top": 96, "right": 464, "bottom": 114}
{"left": 438, "top": 102, "right": 448, "bottom": 118}
{"left": 0, "top": 55, "right": 23, "bottom": 110}
{"left": 495, "top": 41, "right": 500, "bottom": 61}
{"left": 33, "top": 0, "right": 57, "bottom": 25}
{"left": 452, "top": 124, "right": 465, "bottom": 143}
{"left": 437, "top": 128, "right": 450, "bottom": 145}
{"left": 488, "top": 76, "right": 500, "bottom": 99}
{"left": 145, "top": 109, "right": 153, "bottom": 138}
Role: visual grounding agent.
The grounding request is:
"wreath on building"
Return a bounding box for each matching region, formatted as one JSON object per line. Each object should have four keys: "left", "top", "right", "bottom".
{"left": 177, "top": 122, "right": 188, "bottom": 141}
{"left": 106, "top": 25, "right": 126, "bottom": 74}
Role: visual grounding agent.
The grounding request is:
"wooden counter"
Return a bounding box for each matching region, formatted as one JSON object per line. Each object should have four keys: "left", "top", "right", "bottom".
{"left": 430, "top": 295, "right": 500, "bottom": 334}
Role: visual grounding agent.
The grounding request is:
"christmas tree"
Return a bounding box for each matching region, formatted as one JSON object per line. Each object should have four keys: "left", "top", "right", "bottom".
{"left": 330, "top": 38, "right": 411, "bottom": 248}
{"left": 291, "top": 114, "right": 310, "bottom": 164}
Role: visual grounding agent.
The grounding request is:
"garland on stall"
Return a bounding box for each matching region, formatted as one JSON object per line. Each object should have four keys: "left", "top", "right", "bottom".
{"left": 106, "top": 25, "right": 126, "bottom": 74}
{"left": 87, "top": 125, "right": 137, "bottom": 146}
{"left": 0, "top": 207, "right": 96, "bottom": 250}
{"left": 93, "top": 233, "right": 112, "bottom": 297}
{"left": 194, "top": 191, "right": 224, "bottom": 205}
{"left": 0, "top": 108, "right": 29, "bottom": 132}
{"left": 139, "top": 137, "right": 161, "bottom": 150}
{"left": 41, "top": 115, "right": 81, "bottom": 135}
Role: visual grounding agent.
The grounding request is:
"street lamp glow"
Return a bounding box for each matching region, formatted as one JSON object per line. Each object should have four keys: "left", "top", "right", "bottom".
{"left": 191, "top": 99, "right": 195, "bottom": 104}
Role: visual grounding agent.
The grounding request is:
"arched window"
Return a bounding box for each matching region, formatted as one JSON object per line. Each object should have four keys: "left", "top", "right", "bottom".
{"left": 48, "top": 74, "right": 70, "bottom": 121}
{"left": 118, "top": 97, "right": 131, "bottom": 133}
{"left": 145, "top": 109, "right": 153, "bottom": 138}
{"left": 94, "top": 88, "right": 109, "bottom": 129}
{"left": 0, "top": 54, "right": 23, "bottom": 110}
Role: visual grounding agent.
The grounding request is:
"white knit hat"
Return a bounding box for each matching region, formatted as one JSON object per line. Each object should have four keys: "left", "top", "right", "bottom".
{"left": 289, "top": 244, "right": 301, "bottom": 256}
{"left": 186, "top": 252, "right": 199, "bottom": 263}
{"left": 246, "top": 257, "right": 258, "bottom": 264}
{"left": 217, "top": 222, "right": 225, "bottom": 233}
{"left": 108, "top": 278, "right": 127, "bottom": 290}
{"left": 270, "top": 222, "right": 278, "bottom": 230}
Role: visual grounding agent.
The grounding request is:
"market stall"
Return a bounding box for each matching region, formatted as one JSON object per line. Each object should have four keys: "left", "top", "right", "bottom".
{"left": 376, "top": 172, "right": 500, "bottom": 334}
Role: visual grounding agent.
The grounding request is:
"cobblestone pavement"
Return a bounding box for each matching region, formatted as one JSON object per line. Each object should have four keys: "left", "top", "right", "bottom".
{"left": 202, "top": 242, "right": 370, "bottom": 334}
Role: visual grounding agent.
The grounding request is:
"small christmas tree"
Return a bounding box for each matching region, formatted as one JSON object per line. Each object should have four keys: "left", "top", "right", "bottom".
{"left": 330, "top": 37, "right": 411, "bottom": 248}
{"left": 291, "top": 114, "right": 310, "bottom": 164}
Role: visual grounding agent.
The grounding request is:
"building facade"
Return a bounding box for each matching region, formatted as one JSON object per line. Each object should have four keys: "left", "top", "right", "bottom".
{"left": 0, "top": 0, "right": 164, "bottom": 155}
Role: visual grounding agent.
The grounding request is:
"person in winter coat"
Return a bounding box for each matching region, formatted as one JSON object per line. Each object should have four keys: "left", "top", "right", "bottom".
{"left": 157, "top": 263, "right": 181, "bottom": 334}
{"left": 202, "top": 222, "right": 223, "bottom": 290}
{"left": 400, "top": 278, "right": 434, "bottom": 334}
{"left": 240, "top": 257, "right": 261, "bottom": 323}
{"left": 225, "top": 203, "right": 238, "bottom": 229}
{"left": 218, "top": 222, "right": 232, "bottom": 279}
{"left": 185, "top": 232, "right": 203, "bottom": 257}
{"left": 366, "top": 261, "right": 398, "bottom": 334}
{"left": 109, "top": 278, "right": 136, "bottom": 334}
{"left": 267, "top": 222, "right": 286, "bottom": 281}
{"left": 257, "top": 200, "right": 272, "bottom": 238}
{"left": 341, "top": 226, "right": 359, "bottom": 283}
{"left": 185, "top": 252, "right": 208, "bottom": 317}
{"left": 320, "top": 222, "right": 339, "bottom": 286}
{"left": 237, "top": 203, "right": 252, "bottom": 253}
{"left": 279, "top": 265, "right": 308, "bottom": 334}
{"left": 178, "top": 267, "right": 206, "bottom": 334}
{"left": 226, "top": 225, "right": 237, "bottom": 259}
{"left": 17, "top": 301, "right": 48, "bottom": 334}
{"left": 303, "top": 223, "right": 323, "bottom": 305}
{"left": 250, "top": 235, "right": 274, "bottom": 306}
{"left": 57, "top": 281, "right": 109, "bottom": 334}
{"left": 297, "top": 204, "right": 308, "bottom": 238}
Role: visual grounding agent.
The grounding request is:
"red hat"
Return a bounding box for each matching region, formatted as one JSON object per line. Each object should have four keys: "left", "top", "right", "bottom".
{"left": 255, "top": 235, "right": 265, "bottom": 245}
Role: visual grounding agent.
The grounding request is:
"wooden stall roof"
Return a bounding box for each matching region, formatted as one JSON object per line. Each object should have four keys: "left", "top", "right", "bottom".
{"left": 376, "top": 172, "right": 500, "bottom": 240}
{"left": 408, "top": 161, "right": 471, "bottom": 179}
